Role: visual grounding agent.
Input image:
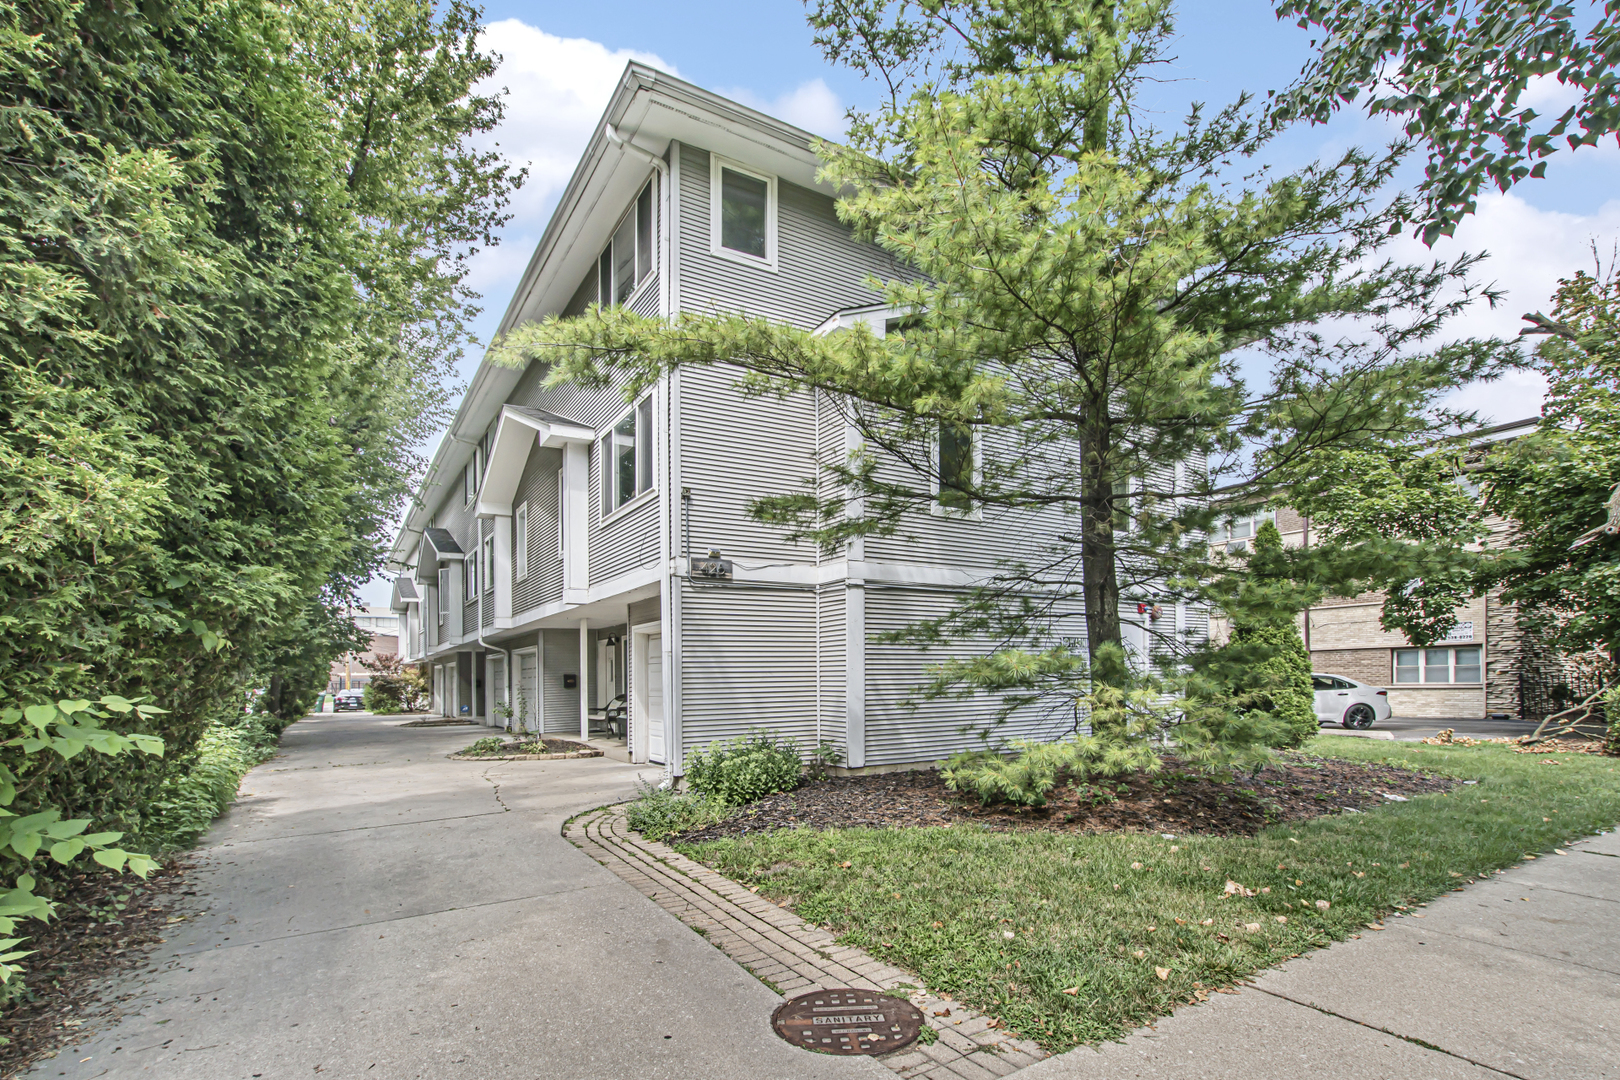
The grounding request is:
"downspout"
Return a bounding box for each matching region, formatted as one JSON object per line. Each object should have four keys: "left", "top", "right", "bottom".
{"left": 473, "top": 516, "right": 513, "bottom": 729}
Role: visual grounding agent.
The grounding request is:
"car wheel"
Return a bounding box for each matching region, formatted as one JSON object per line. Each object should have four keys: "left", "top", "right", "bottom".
{"left": 1343, "top": 703, "right": 1376, "bottom": 729}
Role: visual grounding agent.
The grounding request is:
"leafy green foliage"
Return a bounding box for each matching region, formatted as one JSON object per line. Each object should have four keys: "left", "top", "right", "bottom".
{"left": 0, "top": 698, "right": 167, "bottom": 990}
{"left": 1271, "top": 0, "right": 1620, "bottom": 245}
{"left": 139, "top": 717, "right": 278, "bottom": 852}
{"left": 363, "top": 653, "right": 428, "bottom": 715}
{"left": 687, "top": 740, "right": 1620, "bottom": 1051}
{"left": 684, "top": 732, "right": 805, "bottom": 806}
{"left": 1482, "top": 270, "right": 1620, "bottom": 665}
{"left": 624, "top": 783, "right": 732, "bottom": 842}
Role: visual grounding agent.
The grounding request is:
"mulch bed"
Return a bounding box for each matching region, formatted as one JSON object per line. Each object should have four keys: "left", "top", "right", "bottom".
{"left": 0, "top": 861, "right": 190, "bottom": 1079}
{"left": 454, "top": 738, "right": 598, "bottom": 759}
{"left": 672, "top": 754, "right": 1457, "bottom": 843}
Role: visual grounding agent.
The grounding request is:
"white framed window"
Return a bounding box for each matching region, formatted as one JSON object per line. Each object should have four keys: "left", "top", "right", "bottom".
{"left": 1216, "top": 508, "right": 1273, "bottom": 551}
{"left": 932, "top": 421, "right": 980, "bottom": 517}
{"left": 481, "top": 534, "right": 494, "bottom": 595}
{"left": 1394, "top": 646, "right": 1482, "bottom": 684}
{"left": 464, "top": 549, "right": 477, "bottom": 598}
{"left": 597, "top": 179, "right": 656, "bottom": 306}
{"left": 514, "top": 502, "right": 529, "bottom": 580}
{"left": 601, "top": 394, "right": 655, "bottom": 516}
{"left": 437, "top": 569, "right": 449, "bottom": 621}
{"left": 710, "top": 155, "right": 776, "bottom": 269}
{"left": 557, "top": 468, "right": 567, "bottom": 553}
{"left": 464, "top": 444, "right": 484, "bottom": 506}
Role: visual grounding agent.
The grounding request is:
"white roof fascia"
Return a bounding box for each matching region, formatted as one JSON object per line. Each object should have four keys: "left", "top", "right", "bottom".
{"left": 387, "top": 62, "right": 831, "bottom": 571}
{"left": 476, "top": 406, "right": 596, "bottom": 518}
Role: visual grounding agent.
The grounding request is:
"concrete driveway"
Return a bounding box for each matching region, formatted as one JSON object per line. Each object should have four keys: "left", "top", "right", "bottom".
{"left": 35, "top": 713, "right": 889, "bottom": 1080}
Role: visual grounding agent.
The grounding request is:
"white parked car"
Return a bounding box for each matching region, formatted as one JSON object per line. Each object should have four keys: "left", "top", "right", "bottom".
{"left": 1311, "top": 673, "right": 1392, "bottom": 729}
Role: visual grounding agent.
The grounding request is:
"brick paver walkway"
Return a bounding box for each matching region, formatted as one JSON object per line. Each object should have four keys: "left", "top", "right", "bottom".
{"left": 566, "top": 806, "right": 1051, "bottom": 1079}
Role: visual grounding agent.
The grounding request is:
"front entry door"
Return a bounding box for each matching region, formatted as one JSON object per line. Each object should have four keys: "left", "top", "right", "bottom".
{"left": 644, "top": 634, "right": 664, "bottom": 764}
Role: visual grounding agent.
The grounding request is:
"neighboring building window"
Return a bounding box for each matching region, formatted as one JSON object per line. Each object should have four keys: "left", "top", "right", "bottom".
{"left": 602, "top": 395, "right": 655, "bottom": 514}
{"left": 935, "top": 422, "right": 976, "bottom": 513}
{"left": 437, "top": 569, "right": 449, "bottom": 621}
{"left": 481, "top": 534, "right": 494, "bottom": 595}
{"left": 514, "top": 503, "right": 529, "bottom": 580}
{"left": 597, "top": 179, "right": 656, "bottom": 306}
{"left": 711, "top": 156, "right": 775, "bottom": 266}
{"left": 1216, "top": 509, "right": 1272, "bottom": 551}
{"left": 1394, "top": 646, "right": 1482, "bottom": 684}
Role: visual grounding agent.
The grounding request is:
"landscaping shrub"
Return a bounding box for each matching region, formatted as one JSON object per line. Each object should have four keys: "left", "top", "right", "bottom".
{"left": 684, "top": 731, "right": 803, "bottom": 806}
{"left": 138, "top": 716, "right": 279, "bottom": 851}
{"left": 362, "top": 654, "right": 427, "bottom": 714}
{"left": 463, "top": 737, "right": 506, "bottom": 756}
{"left": 624, "top": 783, "right": 730, "bottom": 842}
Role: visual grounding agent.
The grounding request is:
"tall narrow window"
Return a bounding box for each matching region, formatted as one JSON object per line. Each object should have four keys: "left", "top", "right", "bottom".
{"left": 601, "top": 395, "right": 655, "bottom": 515}
{"left": 936, "top": 422, "right": 975, "bottom": 512}
{"left": 597, "top": 180, "right": 656, "bottom": 307}
{"left": 437, "top": 569, "right": 449, "bottom": 621}
{"left": 481, "top": 535, "right": 494, "bottom": 594}
{"left": 464, "top": 552, "right": 476, "bottom": 598}
{"left": 514, "top": 503, "right": 528, "bottom": 580}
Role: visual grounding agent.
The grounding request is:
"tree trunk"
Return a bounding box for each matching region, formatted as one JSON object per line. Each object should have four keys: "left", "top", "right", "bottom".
{"left": 1079, "top": 422, "right": 1124, "bottom": 691}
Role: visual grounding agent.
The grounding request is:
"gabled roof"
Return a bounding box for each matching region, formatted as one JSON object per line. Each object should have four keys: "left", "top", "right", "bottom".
{"left": 391, "top": 576, "right": 421, "bottom": 610}
{"left": 386, "top": 62, "right": 831, "bottom": 572}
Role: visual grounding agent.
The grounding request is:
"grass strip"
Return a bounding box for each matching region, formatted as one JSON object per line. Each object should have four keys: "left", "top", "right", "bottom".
{"left": 678, "top": 738, "right": 1620, "bottom": 1052}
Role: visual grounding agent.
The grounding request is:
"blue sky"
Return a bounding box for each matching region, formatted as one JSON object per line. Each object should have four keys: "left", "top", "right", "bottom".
{"left": 361, "top": 0, "right": 1619, "bottom": 604}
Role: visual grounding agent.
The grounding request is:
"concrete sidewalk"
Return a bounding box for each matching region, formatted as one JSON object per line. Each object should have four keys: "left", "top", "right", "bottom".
{"left": 30, "top": 713, "right": 891, "bottom": 1080}
{"left": 1023, "top": 831, "right": 1620, "bottom": 1080}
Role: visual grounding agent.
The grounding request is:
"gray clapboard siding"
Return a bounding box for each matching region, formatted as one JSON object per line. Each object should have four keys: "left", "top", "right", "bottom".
{"left": 817, "top": 583, "right": 846, "bottom": 760}
{"left": 541, "top": 628, "right": 581, "bottom": 734}
{"left": 677, "top": 581, "right": 825, "bottom": 759}
{"left": 630, "top": 274, "right": 660, "bottom": 318}
{"left": 862, "top": 585, "right": 1079, "bottom": 767}
{"left": 677, "top": 364, "right": 820, "bottom": 564}
{"left": 676, "top": 144, "right": 901, "bottom": 329}
{"left": 513, "top": 445, "right": 565, "bottom": 612}
{"left": 628, "top": 595, "right": 661, "bottom": 626}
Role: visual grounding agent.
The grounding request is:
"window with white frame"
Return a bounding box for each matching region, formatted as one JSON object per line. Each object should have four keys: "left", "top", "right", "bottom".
{"left": 934, "top": 421, "right": 977, "bottom": 513}
{"left": 1216, "top": 508, "right": 1272, "bottom": 551}
{"left": 481, "top": 534, "right": 494, "bottom": 594}
{"left": 464, "top": 444, "right": 484, "bottom": 505}
{"left": 711, "top": 156, "right": 775, "bottom": 266}
{"left": 597, "top": 180, "right": 656, "bottom": 306}
{"left": 556, "top": 469, "right": 567, "bottom": 553}
{"left": 464, "top": 549, "right": 477, "bottom": 598}
{"left": 514, "top": 502, "right": 529, "bottom": 580}
{"left": 437, "top": 569, "right": 449, "bottom": 621}
{"left": 1393, "top": 646, "right": 1482, "bottom": 684}
{"left": 1112, "top": 476, "right": 1137, "bottom": 535}
{"left": 601, "top": 395, "right": 655, "bottom": 515}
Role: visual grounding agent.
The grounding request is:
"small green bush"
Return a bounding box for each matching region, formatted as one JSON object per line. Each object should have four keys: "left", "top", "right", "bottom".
{"left": 624, "top": 783, "right": 730, "bottom": 841}
{"left": 1604, "top": 686, "right": 1620, "bottom": 756}
{"left": 139, "top": 715, "right": 279, "bottom": 851}
{"left": 462, "top": 736, "right": 507, "bottom": 756}
{"left": 684, "top": 730, "right": 803, "bottom": 805}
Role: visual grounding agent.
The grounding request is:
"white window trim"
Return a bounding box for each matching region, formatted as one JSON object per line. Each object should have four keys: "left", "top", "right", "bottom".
{"left": 465, "top": 552, "right": 477, "bottom": 599}
{"left": 709, "top": 154, "right": 778, "bottom": 272}
{"left": 930, "top": 422, "right": 983, "bottom": 520}
{"left": 599, "top": 395, "right": 658, "bottom": 523}
{"left": 481, "top": 534, "right": 494, "bottom": 595}
{"left": 514, "top": 502, "right": 529, "bottom": 581}
{"left": 599, "top": 180, "right": 659, "bottom": 306}
{"left": 1392, "top": 645, "right": 1484, "bottom": 686}
{"left": 437, "top": 569, "right": 449, "bottom": 621}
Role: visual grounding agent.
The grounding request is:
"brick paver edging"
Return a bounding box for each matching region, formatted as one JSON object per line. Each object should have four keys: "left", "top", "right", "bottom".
{"left": 565, "top": 805, "right": 1049, "bottom": 1080}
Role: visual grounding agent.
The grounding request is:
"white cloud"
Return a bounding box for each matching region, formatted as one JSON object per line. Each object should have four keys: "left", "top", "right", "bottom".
{"left": 1385, "top": 191, "right": 1620, "bottom": 423}
{"left": 475, "top": 21, "right": 678, "bottom": 229}
{"left": 721, "top": 78, "right": 847, "bottom": 141}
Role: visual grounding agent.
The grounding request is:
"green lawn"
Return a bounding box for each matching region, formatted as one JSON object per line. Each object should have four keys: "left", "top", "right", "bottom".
{"left": 678, "top": 739, "right": 1620, "bottom": 1052}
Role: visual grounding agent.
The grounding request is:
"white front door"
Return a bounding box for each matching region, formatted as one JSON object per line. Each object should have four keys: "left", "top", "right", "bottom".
{"left": 597, "top": 639, "right": 620, "bottom": 707}
{"left": 644, "top": 634, "right": 664, "bottom": 764}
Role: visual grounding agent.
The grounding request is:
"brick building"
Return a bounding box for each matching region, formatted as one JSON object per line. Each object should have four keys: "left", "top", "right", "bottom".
{"left": 1211, "top": 419, "right": 1598, "bottom": 722}
{"left": 327, "top": 607, "right": 400, "bottom": 693}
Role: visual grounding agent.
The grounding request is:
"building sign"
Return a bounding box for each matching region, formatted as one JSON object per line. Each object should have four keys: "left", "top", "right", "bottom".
{"left": 692, "top": 557, "right": 734, "bottom": 581}
{"left": 1442, "top": 621, "right": 1475, "bottom": 643}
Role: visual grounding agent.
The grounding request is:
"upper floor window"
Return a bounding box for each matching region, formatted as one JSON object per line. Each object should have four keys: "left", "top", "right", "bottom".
{"left": 598, "top": 180, "right": 656, "bottom": 306}
{"left": 711, "top": 156, "right": 775, "bottom": 268}
{"left": 934, "top": 421, "right": 977, "bottom": 514}
{"left": 557, "top": 468, "right": 568, "bottom": 552}
{"left": 481, "top": 534, "right": 494, "bottom": 595}
{"left": 464, "top": 444, "right": 484, "bottom": 505}
{"left": 514, "top": 502, "right": 529, "bottom": 580}
{"left": 464, "top": 550, "right": 477, "bottom": 599}
{"left": 602, "top": 395, "right": 655, "bottom": 515}
{"left": 437, "top": 569, "right": 450, "bottom": 621}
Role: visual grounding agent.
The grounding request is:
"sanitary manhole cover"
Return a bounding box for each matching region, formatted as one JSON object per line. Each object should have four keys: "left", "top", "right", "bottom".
{"left": 771, "top": 988, "right": 924, "bottom": 1056}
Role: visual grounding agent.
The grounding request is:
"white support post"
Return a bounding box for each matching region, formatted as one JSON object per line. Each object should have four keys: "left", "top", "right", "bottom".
{"left": 563, "top": 442, "right": 590, "bottom": 604}
{"left": 578, "top": 618, "right": 590, "bottom": 741}
{"left": 845, "top": 580, "right": 866, "bottom": 769}
{"left": 492, "top": 514, "right": 513, "bottom": 622}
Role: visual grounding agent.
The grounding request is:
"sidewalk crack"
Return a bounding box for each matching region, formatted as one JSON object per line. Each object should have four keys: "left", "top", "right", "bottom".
{"left": 1249, "top": 986, "right": 1530, "bottom": 1078}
